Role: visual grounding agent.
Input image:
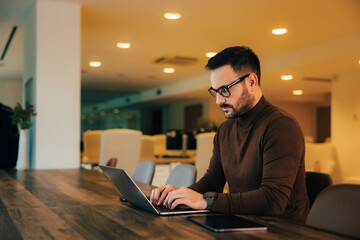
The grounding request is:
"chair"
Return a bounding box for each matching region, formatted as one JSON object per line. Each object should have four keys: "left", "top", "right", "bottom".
{"left": 132, "top": 160, "right": 155, "bottom": 184}
{"left": 305, "top": 142, "right": 342, "bottom": 183}
{"left": 195, "top": 132, "right": 216, "bottom": 181}
{"left": 343, "top": 176, "right": 360, "bottom": 184}
{"left": 106, "top": 157, "right": 118, "bottom": 167}
{"left": 166, "top": 164, "right": 197, "bottom": 188}
{"left": 153, "top": 134, "right": 167, "bottom": 156}
{"left": 304, "top": 136, "right": 314, "bottom": 143}
{"left": 140, "top": 135, "right": 155, "bottom": 161}
{"left": 305, "top": 171, "right": 332, "bottom": 207}
{"left": 82, "top": 130, "right": 102, "bottom": 164}
{"left": 306, "top": 184, "right": 360, "bottom": 239}
{"left": 151, "top": 164, "right": 172, "bottom": 187}
{"left": 100, "top": 129, "right": 142, "bottom": 175}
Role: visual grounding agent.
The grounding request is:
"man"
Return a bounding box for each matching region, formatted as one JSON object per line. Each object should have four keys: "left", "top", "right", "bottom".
{"left": 150, "top": 46, "right": 309, "bottom": 223}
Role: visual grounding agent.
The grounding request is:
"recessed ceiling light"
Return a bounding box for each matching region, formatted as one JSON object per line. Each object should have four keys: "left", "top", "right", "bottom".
{"left": 281, "top": 75, "right": 293, "bottom": 80}
{"left": 89, "top": 61, "right": 101, "bottom": 67}
{"left": 117, "top": 42, "right": 131, "bottom": 49}
{"left": 206, "top": 52, "right": 217, "bottom": 58}
{"left": 163, "top": 67, "right": 175, "bottom": 73}
{"left": 272, "top": 28, "right": 288, "bottom": 35}
{"left": 113, "top": 109, "right": 119, "bottom": 114}
{"left": 292, "top": 90, "right": 303, "bottom": 95}
{"left": 164, "top": 12, "right": 181, "bottom": 20}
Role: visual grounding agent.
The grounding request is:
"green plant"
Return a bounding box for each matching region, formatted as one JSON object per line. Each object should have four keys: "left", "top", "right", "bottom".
{"left": 11, "top": 103, "right": 37, "bottom": 130}
{"left": 197, "top": 118, "right": 218, "bottom": 132}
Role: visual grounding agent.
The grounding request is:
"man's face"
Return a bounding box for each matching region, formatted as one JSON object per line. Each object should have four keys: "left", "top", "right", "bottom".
{"left": 210, "top": 65, "right": 255, "bottom": 119}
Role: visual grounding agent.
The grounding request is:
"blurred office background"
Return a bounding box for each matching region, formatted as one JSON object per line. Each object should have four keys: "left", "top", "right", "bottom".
{"left": 0, "top": 0, "right": 360, "bottom": 184}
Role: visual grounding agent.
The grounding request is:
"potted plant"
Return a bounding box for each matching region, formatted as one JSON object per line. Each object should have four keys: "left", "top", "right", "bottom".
{"left": 197, "top": 118, "right": 218, "bottom": 133}
{"left": 11, "top": 103, "right": 37, "bottom": 169}
{"left": 11, "top": 103, "right": 37, "bottom": 130}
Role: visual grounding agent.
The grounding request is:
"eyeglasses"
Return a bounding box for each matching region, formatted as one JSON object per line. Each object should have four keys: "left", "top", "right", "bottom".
{"left": 208, "top": 73, "right": 250, "bottom": 98}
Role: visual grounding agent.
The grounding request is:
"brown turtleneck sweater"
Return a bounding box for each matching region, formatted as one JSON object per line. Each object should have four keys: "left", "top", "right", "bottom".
{"left": 189, "top": 96, "right": 309, "bottom": 223}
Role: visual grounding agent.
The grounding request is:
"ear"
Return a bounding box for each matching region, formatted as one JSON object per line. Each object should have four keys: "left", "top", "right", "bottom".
{"left": 247, "top": 73, "right": 258, "bottom": 92}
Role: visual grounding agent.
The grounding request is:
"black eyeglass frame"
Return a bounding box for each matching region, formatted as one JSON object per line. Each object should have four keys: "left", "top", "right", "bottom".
{"left": 208, "top": 73, "right": 251, "bottom": 98}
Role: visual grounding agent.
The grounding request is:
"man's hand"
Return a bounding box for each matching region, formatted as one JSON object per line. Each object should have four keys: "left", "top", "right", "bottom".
{"left": 163, "top": 187, "right": 207, "bottom": 210}
{"left": 150, "top": 185, "right": 207, "bottom": 210}
{"left": 150, "top": 184, "right": 178, "bottom": 206}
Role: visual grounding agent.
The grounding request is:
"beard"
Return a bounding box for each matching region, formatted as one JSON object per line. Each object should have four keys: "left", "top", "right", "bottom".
{"left": 220, "top": 83, "right": 255, "bottom": 119}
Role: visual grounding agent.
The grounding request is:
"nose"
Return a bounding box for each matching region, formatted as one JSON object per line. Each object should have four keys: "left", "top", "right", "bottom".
{"left": 216, "top": 93, "right": 226, "bottom": 105}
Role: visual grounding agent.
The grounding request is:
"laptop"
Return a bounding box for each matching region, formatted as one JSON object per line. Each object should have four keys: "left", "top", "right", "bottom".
{"left": 100, "top": 165, "right": 209, "bottom": 215}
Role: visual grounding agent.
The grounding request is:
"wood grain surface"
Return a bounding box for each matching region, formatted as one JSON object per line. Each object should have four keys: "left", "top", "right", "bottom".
{"left": 0, "top": 169, "right": 352, "bottom": 240}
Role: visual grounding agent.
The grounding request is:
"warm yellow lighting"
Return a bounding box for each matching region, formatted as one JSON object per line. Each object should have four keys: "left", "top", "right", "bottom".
{"left": 113, "top": 109, "right": 119, "bottom": 114}
{"left": 100, "top": 111, "right": 106, "bottom": 117}
{"left": 281, "top": 75, "right": 293, "bottom": 80}
{"left": 117, "top": 42, "right": 131, "bottom": 49}
{"left": 89, "top": 61, "right": 101, "bottom": 67}
{"left": 206, "top": 52, "right": 217, "bottom": 58}
{"left": 292, "top": 90, "right": 303, "bottom": 95}
{"left": 163, "top": 67, "right": 175, "bottom": 73}
{"left": 164, "top": 12, "right": 181, "bottom": 20}
{"left": 358, "top": 59, "right": 360, "bottom": 64}
{"left": 272, "top": 28, "right": 288, "bottom": 35}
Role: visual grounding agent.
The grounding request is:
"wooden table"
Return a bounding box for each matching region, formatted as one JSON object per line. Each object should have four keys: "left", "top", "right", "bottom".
{"left": 0, "top": 169, "right": 352, "bottom": 240}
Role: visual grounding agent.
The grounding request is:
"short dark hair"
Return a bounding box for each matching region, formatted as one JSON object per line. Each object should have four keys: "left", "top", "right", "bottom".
{"left": 205, "top": 46, "right": 261, "bottom": 85}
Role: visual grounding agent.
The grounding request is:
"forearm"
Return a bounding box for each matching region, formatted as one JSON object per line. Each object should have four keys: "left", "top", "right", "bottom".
{"left": 211, "top": 185, "right": 290, "bottom": 215}
{"left": 189, "top": 151, "right": 226, "bottom": 194}
{"left": 188, "top": 171, "right": 225, "bottom": 194}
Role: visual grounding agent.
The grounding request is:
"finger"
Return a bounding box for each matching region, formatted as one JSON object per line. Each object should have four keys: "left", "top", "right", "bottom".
{"left": 163, "top": 192, "right": 172, "bottom": 208}
{"left": 170, "top": 198, "right": 185, "bottom": 210}
{"left": 150, "top": 189, "right": 155, "bottom": 203}
{"left": 157, "top": 185, "right": 174, "bottom": 206}
{"left": 163, "top": 189, "right": 182, "bottom": 208}
{"left": 150, "top": 188, "right": 159, "bottom": 203}
{"left": 150, "top": 185, "right": 165, "bottom": 204}
{"left": 162, "top": 188, "right": 178, "bottom": 208}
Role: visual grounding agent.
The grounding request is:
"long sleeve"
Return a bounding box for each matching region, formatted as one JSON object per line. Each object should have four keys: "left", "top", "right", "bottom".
{"left": 190, "top": 97, "right": 309, "bottom": 223}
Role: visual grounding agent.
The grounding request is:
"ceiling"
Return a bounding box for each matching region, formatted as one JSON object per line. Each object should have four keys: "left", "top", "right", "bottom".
{"left": 1, "top": 0, "right": 360, "bottom": 105}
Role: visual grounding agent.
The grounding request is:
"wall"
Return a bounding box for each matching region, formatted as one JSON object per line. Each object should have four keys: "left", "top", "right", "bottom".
{"left": 22, "top": 0, "right": 81, "bottom": 169}
{"left": 0, "top": 80, "right": 22, "bottom": 108}
{"left": 332, "top": 69, "right": 360, "bottom": 181}
{"left": 271, "top": 100, "right": 318, "bottom": 138}
{"left": 164, "top": 99, "right": 209, "bottom": 131}
{"left": 208, "top": 95, "right": 226, "bottom": 127}
{"left": 81, "top": 97, "right": 212, "bottom": 136}
{"left": 35, "top": 0, "right": 81, "bottom": 169}
{"left": 81, "top": 107, "right": 137, "bottom": 136}
{"left": 22, "top": 0, "right": 36, "bottom": 168}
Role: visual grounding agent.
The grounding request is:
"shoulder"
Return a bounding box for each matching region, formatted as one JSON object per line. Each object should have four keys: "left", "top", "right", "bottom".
{"left": 262, "top": 105, "right": 304, "bottom": 146}
{"left": 251, "top": 97, "right": 300, "bottom": 129}
{"left": 265, "top": 105, "right": 301, "bottom": 131}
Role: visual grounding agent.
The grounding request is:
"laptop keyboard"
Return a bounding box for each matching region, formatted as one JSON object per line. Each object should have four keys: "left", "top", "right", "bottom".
{"left": 155, "top": 203, "right": 192, "bottom": 212}
{"left": 144, "top": 196, "right": 192, "bottom": 212}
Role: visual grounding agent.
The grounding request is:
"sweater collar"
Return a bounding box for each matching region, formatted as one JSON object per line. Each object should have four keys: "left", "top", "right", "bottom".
{"left": 236, "top": 95, "right": 269, "bottom": 127}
